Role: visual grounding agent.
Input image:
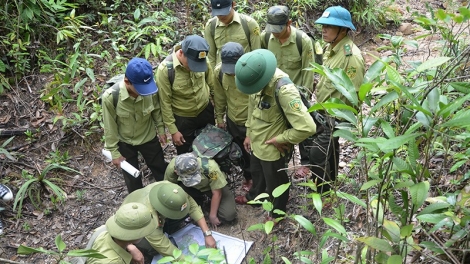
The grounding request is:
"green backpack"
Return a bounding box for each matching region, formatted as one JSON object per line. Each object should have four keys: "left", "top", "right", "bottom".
{"left": 191, "top": 124, "right": 243, "bottom": 175}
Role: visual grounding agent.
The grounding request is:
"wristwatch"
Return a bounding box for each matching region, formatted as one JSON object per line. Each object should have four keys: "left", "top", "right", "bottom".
{"left": 203, "top": 230, "right": 212, "bottom": 237}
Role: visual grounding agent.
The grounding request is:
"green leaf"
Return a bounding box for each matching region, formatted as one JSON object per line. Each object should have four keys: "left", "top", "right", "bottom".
{"left": 324, "top": 68, "right": 358, "bottom": 106}
{"left": 427, "top": 88, "right": 439, "bottom": 113}
{"left": 0, "top": 60, "right": 6, "bottom": 72}
{"left": 356, "top": 237, "right": 394, "bottom": 252}
{"left": 418, "top": 202, "right": 450, "bottom": 215}
{"left": 362, "top": 117, "right": 379, "bottom": 137}
{"left": 309, "top": 102, "right": 357, "bottom": 114}
{"left": 416, "top": 57, "right": 452, "bottom": 72}
{"left": 409, "top": 181, "right": 430, "bottom": 210}
{"left": 265, "top": 220, "right": 274, "bottom": 234}
{"left": 55, "top": 235, "right": 66, "bottom": 253}
{"left": 448, "top": 82, "right": 470, "bottom": 93}
{"left": 380, "top": 120, "right": 395, "bottom": 139}
{"left": 387, "top": 255, "right": 403, "bottom": 264}
{"left": 311, "top": 193, "right": 322, "bottom": 215}
{"left": 67, "top": 249, "right": 107, "bottom": 258}
{"left": 376, "top": 133, "right": 421, "bottom": 153}
{"left": 247, "top": 223, "right": 264, "bottom": 231}
{"left": 440, "top": 109, "right": 470, "bottom": 128}
{"left": 333, "top": 129, "right": 357, "bottom": 142}
{"left": 293, "top": 215, "right": 316, "bottom": 235}
{"left": 363, "top": 59, "right": 385, "bottom": 84}
{"left": 86, "top": 68, "right": 95, "bottom": 83}
{"left": 386, "top": 65, "right": 403, "bottom": 83}
{"left": 408, "top": 141, "right": 419, "bottom": 171}
{"left": 358, "top": 83, "right": 373, "bottom": 102}
{"left": 336, "top": 191, "right": 367, "bottom": 208}
{"left": 272, "top": 182, "right": 290, "bottom": 198}
{"left": 420, "top": 241, "right": 445, "bottom": 254}
{"left": 392, "top": 157, "right": 413, "bottom": 174}
{"left": 416, "top": 214, "right": 448, "bottom": 224}
{"left": 360, "top": 180, "right": 381, "bottom": 191}
{"left": 322, "top": 217, "right": 346, "bottom": 235}
{"left": 134, "top": 8, "right": 141, "bottom": 20}
{"left": 400, "top": 224, "right": 413, "bottom": 237}
{"left": 18, "top": 245, "right": 55, "bottom": 255}
{"left": 383, "top": 220, "right": 400, "bottom": 243}
{"left": 371, "top": 91, "right": 399, "bottom": 113}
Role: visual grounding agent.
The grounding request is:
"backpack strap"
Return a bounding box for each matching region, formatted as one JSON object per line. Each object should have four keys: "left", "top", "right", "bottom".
{"left": 211, "top": 16, "right": 251, "bottom": 50}
{"left": 239, "top": 15, "right": 252, "bottom": 50}
{"left": 264, "top": 32, "right": 270, "bottom": 49}
{"left": 201, "top": 157, "right": 210, "bottom": 177}
{"left": 264, "top": 28, "right": 302, "bottom": 56}
{"left": 275, "top": 77, "right": 294, "bottom": 128}
{"left": 218, "top": 69, "right": 223, "bottom": 85}
{"left": 295, "top": 28, "right": 303, "bottom": 56}
{"left": 165, "top": 55, "right": 175, "bottom": 86}
{"left": 110, "top": 83, "right": 120, "bottom": 109}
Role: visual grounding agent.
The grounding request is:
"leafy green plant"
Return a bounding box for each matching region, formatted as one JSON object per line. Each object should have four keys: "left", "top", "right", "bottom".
{"left": 46, "top": 150, "right": 70, "bottom": 165}
{"left": 18, "top": 234, "right": 106, "bottom": 264}
{"left": 157, "top": 246, "right": 226, "bottom": 263}
{"left": 0, "top": 136, "right": 17, "bottom": 161}
{"left": 22, "top": 222, "right": 31, "bottom": 232}
{"left": 13, "top": 164, "right": 81, "bottom": 218}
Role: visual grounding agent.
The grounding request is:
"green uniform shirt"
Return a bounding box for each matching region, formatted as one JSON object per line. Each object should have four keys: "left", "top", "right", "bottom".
{"left": 246, "top": 69, "right": 317, "bottom": 161}
{"left": 164, "top": 157, "right": 227, "bottom": 192}
{"left": 261, "top": 27, "right": 315, "bottom": 90}
{"left": 87, "top": 231, "right": 131, "bottom": 264}
{"left": 155, "top": 46, "right": 215, "bottom": 134}
{"left": 204, "top": 12, "right": 261, "bottom": 70}
{"left": 213, "top": 63, "right": 249, "bottom": 126}
{"left": 102, "top": 81, "right": 165, "bottom": 159}
{"left": 316, "top": 36, "right": 365, "bottom": 105}
{"left": 121, "top": 181, "right": 204, "bottom": 257}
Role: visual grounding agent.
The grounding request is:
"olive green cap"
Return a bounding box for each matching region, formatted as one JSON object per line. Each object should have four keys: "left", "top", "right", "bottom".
{"left": 235, "top": 50, "right": 277, "bottom": 94}
{"left": 149, "top": 182, "right": 190, "bottom": 220}
{"left": 106, "top": 202, "right": 156, "bottom": 241}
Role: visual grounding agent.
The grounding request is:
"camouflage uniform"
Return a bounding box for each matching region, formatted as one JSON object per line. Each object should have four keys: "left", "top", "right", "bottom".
{"left": 164, "top": 153, "right": 236, "bottom": 222}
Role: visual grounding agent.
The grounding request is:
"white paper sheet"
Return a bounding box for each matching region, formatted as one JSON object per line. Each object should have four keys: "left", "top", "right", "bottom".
{"left": 151, "top": 224, "right": 253, "bottom": 264}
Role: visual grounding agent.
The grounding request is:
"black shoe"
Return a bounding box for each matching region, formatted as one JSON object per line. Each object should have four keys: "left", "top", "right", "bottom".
{"left": 0, "top": 184, "right": 13, "bottom": 201}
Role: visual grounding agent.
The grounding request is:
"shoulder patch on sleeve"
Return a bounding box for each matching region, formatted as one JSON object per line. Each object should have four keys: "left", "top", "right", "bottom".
{"left": 209, "top": 171, "right": 218, "bottom": 180}
{"left": 252, "top": 27, "right": 260, "bottom": 36}
{"left": 288, "top": 98, "right": 303, "bottom": 113}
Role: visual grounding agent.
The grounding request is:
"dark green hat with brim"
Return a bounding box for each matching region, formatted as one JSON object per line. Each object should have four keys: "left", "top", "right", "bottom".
{"left": 235, "top": 50, "right": 277, "bottom": 94}
{"left": 149, "top": 182, "right": 190, "bottom": 220}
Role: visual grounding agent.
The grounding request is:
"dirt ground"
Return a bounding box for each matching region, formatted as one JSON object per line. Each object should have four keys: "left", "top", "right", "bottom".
{"left": 0, "top": 0, "right": 451, "bottom": 263}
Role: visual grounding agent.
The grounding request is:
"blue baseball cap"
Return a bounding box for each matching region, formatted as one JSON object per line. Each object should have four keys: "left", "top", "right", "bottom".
{"left": 125, "top": 58, "right": 158, "bottom": 96}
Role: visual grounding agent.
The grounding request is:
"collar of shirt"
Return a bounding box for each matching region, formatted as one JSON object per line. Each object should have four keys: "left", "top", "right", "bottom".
{"left": 216, "top": 11, "right": 241, "bottom": 26}
{"left": 171, "top": 46, "right": 185, "bottom": 70}
{"left": 327, "top": 36, "right": 351, "bottom": 58}
{"left": 105, "top": 232, "right": 132, "bottom": 263}
{"left": 119, "top": 80, "right": 144, "bottom": 103}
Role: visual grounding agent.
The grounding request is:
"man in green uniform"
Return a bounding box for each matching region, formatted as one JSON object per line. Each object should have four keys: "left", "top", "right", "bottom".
{"left": 156, "top": 35, "right": 216, "bottom": 155}
{"left": 261, "top": 5, "right": 316, "bottom": 177}
{"left": 204, "top": 0, "right": 261, "bottom": 70}
{"left": 311, "top": 6, "right": 365, "bottom": 192}
{"left": 234, "top": 50, "right": 316, "bottom": 221}
{"left": 102, "top": 57, "right": 168, "bottom": 193}
{"left": 213, "top": 42, "right": 252, "bottom": 192}
{"left": 164, "top": 153, "right": 236, "bottom": 227}
{"left": 121, "top": 181, "right": 216, "bottom": 258}
{"left": 87, "top": 202, "right": 157, "bottom": 264}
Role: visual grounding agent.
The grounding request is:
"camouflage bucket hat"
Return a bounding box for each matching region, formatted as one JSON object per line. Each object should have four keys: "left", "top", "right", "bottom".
{"left": 149, "top": 182, "right": 190, "bottom": 220}
{"left": 175, "top": 153, "right": 201, "bottom": 187}
{"left": 106, "top": 202, "right": 156, "bottom": 241}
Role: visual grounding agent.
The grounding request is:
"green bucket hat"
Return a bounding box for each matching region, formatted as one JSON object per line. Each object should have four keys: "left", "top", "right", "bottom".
{"left": 106, "top": 202, "right": 156, "bottom": 241}
{"left": 149, "top": 182, "right": 190, "bottom": 220}
{"left": 235, "top": 50, "right": 277, "bottom": 94}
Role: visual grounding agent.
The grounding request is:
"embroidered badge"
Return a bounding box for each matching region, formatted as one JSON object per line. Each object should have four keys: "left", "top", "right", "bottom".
{"left": 344, "top": 44, "right": 352, "bottom": 56}
{"left": 253, "top": 27, "right": 260, "bottom": 36}
{"left": 198, "top": 51, "right": 207, "bottom": 59}
{"left": 180, "top": 202, "right": 188, "bottom": 212}
{"left": 346, "top": 66, "right": 357, "bottom": 79}
{"left": 289, "top": 99, "right": 302, "bottom": 112}
{"left": 322, "top": 11, "right": 330, "bottom": 18}
{"left": 209, "top": 171, "right": 218, "bottom": 180}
